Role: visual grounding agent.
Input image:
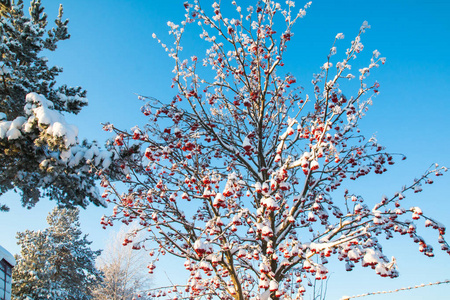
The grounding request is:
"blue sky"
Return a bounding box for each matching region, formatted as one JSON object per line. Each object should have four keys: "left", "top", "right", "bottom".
{"left": 1, "top": 0, "right": 449, "bottom": 298}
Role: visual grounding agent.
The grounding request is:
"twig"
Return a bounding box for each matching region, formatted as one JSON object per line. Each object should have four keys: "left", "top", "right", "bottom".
{"left": 340, "top": 279, "right": 450, "bottom": 299}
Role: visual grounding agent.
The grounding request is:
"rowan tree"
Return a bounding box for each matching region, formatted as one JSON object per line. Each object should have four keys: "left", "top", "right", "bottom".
{"left": 12, "top": 207, "right": 102, "bottom": 300}
{"left": 97, "top": 1, "right": 449, "bottom": 299}
{"left": 0, "top": 0, "right": 112, "bottom": 211}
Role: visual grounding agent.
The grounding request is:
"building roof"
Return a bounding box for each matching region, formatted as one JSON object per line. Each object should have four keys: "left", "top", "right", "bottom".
{"left": 0, "top": 244, "right": 16, "bottom": 267}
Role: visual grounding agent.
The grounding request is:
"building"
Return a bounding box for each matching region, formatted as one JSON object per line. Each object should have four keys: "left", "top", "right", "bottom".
{"left": 0, "top": 245, "right": 15, "bottom": 300}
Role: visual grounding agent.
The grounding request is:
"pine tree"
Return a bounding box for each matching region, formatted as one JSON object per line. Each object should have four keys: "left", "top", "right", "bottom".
{"left": 12, "top": 207, "right": 102, "bottom": 300}
{"left": 0, "top": 0, "right": 112, "bottom": 211}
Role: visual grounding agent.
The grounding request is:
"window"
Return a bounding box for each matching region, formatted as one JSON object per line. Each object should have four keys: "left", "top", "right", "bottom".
{"left": 0, "top": 259, "right": 12, "bottom": 300}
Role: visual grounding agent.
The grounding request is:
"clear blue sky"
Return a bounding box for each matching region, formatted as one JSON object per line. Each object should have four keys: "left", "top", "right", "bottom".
{"left": 1, "top": 0, "right": 449, "bottom": 299}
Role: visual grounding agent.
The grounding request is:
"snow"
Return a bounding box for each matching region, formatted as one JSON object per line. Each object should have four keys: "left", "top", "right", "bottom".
{"left": 25, "top": 92, "right": 53, "bottom": 109}
{"left": 362, "top": 248, "right": 381, "bottom": 266}
{"left": 260, "top": 290, "right": 271, "bottom": 300}
{"left": 0, "top": 121, "right": 12, "bottom": 138}
{"left": 98, "top": 150, "right": 113, "bottom": 169}
{"left": 84, "top": 145, "right": 99, "bottom": 161}
{"left": 10, "top": 116, "right": 26, "bottom": 129}
{"left": 0, "top": 93, "right": 81, "bottom": 148}
{"left": 7, "top": 127, "right": 22, "bottom": 139}
{"left": 1, "top": 92, "right": 114, "bottom": 180}
{"left": 32, "top": 105, "right": 79, "bottom": 147}
{"left": 57, "top": 92, "right": 88, "bottom": 107}
{"left": 243, "top": 136, "right": 252, "bottom": 150}
{"left": 0, "top": 244, "right": 16, "bottom": 266}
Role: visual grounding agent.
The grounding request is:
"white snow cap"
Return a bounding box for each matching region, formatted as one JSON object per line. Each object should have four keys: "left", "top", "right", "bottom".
{"left": 26, "top": 93, "right": 79, "bottom": 147}
{"left": 259, "top": 290, "right": 271, "bottom": 300}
